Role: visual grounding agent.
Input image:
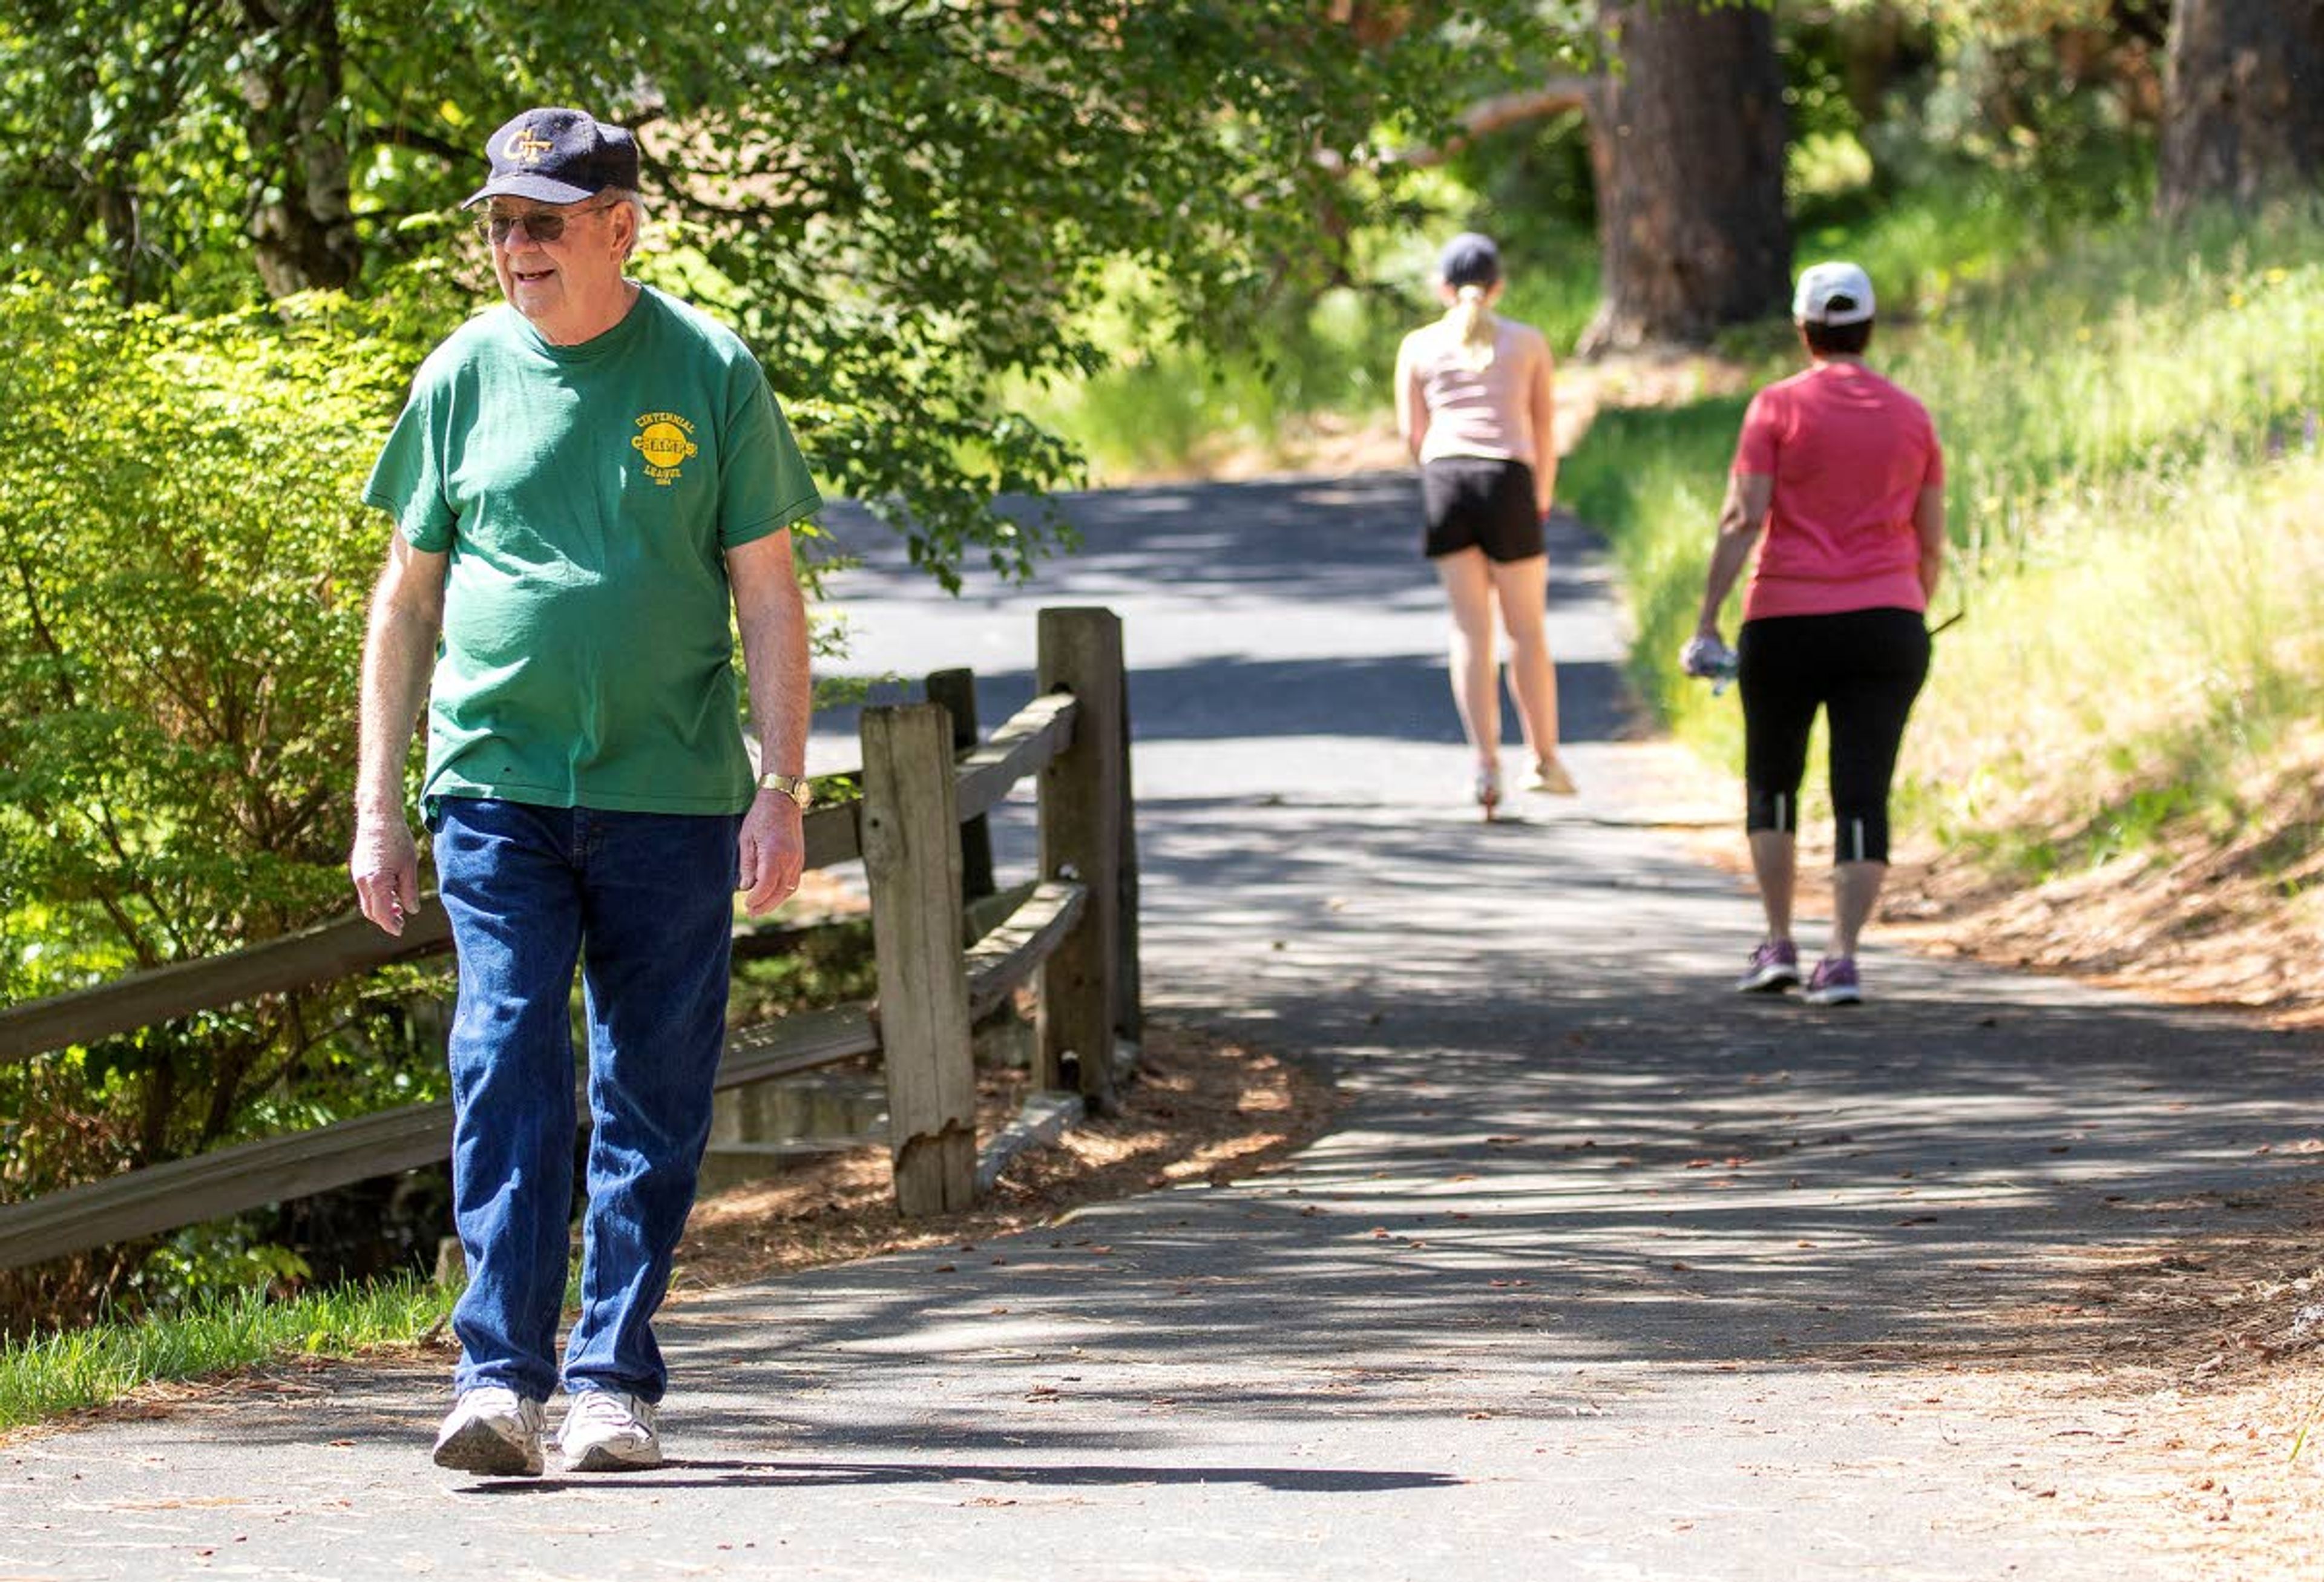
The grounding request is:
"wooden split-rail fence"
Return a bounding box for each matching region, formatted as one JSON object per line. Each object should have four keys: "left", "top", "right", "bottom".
{"left": 0, "top": 606, "right": 1140, "bottom": 1273}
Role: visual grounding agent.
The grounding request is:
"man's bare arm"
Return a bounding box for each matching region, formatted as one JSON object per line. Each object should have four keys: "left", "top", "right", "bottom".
{"left": 350, "top": 535, "right": 447, "bottom": 936}
{"left": 729, "top": 528, "right": 810, "bottom": 917}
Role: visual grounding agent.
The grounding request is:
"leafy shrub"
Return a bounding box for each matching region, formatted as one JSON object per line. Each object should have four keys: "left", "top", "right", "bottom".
{"left": 0, "top": 274, "right": 462, "bottom": 1321}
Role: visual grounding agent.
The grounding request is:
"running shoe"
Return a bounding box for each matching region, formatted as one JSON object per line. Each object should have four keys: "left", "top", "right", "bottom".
{"left": 1803, "top": 956, "right": 1863, "bottom": 1006}
{"left": 559, "top": 1389, "right": 662, "bottom": 1472}
{"left": 432, "top": 1385, "right": 545, "bottom": 1477}
{"left": 1472, "top": 765, "right": 1502, "bottom": 820}
{"left": 1522, "top": 756, "right": 1578, "bottom": 795}
{"left": 1735, "top": 939, "right": 1800, "bottom": 994}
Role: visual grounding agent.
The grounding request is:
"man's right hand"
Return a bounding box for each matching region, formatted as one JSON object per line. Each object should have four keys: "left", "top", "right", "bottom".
{"left": 350, "top": 815, "right": 422, "bottom": 936}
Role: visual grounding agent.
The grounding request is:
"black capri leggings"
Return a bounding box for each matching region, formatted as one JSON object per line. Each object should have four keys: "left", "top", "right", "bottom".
{"left": 1738, "top": 607, "right": 1929, "bottom": 864}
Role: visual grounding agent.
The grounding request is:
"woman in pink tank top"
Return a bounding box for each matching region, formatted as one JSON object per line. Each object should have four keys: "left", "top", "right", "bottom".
{"left": 1688, "top": 262, "right": 1948, "bottom": 1006}
{"left": 1395, "top": 232, "right": 1575, "bottom": 819}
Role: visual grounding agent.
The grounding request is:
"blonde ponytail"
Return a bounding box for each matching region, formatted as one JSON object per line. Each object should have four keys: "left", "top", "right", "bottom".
{"left": 1448, "top": 284, "right": 1496, "bottom": 371}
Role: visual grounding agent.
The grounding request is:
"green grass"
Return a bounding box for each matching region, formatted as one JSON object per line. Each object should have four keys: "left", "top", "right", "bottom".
{"left": 0, "top": 1276, "right": 453, "bottom": 1431}
{"left": 1556, "top": 395, "right": 1751, "bottom": 768}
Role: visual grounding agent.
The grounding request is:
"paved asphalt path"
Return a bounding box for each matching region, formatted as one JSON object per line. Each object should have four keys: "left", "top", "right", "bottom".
{"left": 8, "top": 474, "right": 2321, "bottom": 1580}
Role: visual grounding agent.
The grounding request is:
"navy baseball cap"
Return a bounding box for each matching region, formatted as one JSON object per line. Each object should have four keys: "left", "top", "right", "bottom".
{"left": 1437, "top": 232, "right": 1502, "bottom": 290}
{"left": 462, "top": 108, "right": 640, "bottom": 208}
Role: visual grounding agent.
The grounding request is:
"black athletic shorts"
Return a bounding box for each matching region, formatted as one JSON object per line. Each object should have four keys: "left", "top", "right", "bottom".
{"left": 1421, "top": 456, "right": 1544, "bottom": 562}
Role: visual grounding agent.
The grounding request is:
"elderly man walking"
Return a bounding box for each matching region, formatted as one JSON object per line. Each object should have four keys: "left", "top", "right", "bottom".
{"left": 349, "top": 107, "right": 822, "bottom": 1477}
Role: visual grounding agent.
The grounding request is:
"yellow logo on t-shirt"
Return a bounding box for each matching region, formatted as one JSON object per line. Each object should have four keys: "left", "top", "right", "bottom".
{"left": 632, "top": 412, "right": 698, "bottom": 485}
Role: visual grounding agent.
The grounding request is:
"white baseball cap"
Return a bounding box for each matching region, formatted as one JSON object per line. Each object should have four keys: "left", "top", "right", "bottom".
{"left": 1792, "top": 261, "right": 1876, "bottom": 326}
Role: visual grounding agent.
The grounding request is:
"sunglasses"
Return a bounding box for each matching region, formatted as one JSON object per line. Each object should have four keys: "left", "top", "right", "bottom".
{"left": 478, "top": 197, "right": 620, "bottom": 245}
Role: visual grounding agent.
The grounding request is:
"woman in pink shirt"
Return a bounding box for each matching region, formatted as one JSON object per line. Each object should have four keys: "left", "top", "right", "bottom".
{"left": 1396, "top": 232, "right": 1575, "bottom": 818}
{"left": 1690, "top": 263, "right": 1947, "bottom": 1005}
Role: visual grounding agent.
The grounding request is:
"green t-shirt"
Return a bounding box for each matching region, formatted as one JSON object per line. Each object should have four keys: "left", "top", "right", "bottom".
{"left": 364, "top": 286, "right": 821, "bottom": 815}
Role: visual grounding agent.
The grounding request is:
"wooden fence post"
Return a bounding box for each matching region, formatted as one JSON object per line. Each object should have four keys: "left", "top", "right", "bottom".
{"left": 925, "top": 666, "right": 997, "bottom": 910}
{"left": 1036, "top": 608, "right": 1124, "bottom": 1113}
{"left": 860, "top": 703, "right": 977, "bottom": 1216}
{"left": 1114, "top": 646, "right": 1142, "bottom": 1049}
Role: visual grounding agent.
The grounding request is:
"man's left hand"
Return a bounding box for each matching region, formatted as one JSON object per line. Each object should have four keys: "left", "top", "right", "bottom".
{"left": 738, "top": 791, "right": 806, "bottom": 915}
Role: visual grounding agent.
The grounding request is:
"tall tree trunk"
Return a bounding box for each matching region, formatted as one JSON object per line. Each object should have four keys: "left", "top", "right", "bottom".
{"left": 68, "top": 46, "right": 151, "bottom": 306}
{"left": 1579, "top": 1, "right": 1791, "bottom": 353}
{"left": 2158, "top": 0, "right": 2324, "bottom": 218}
{"left": 92, "top": 162, "right": 146, "bottom": 309}
{"left": 238, "top": 0, "right": 361, "bottom": 296}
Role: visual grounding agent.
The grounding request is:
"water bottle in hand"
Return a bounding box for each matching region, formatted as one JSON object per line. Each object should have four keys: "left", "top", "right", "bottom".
{"left": 1681, "top": 634, "right": 1738, "bottom": 683}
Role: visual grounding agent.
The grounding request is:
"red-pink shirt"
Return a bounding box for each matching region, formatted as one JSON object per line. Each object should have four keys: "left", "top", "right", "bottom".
{"left": 1733, "top": 363, "right": 1943, "bottom": 620}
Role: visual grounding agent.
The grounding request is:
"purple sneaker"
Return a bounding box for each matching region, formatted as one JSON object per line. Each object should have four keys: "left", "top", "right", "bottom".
{"left": 1735, "top": 939, "right": 1800, "bottom": 993}
{"left": 1803, "top": 956, "right": 1862, "bottom": 1006}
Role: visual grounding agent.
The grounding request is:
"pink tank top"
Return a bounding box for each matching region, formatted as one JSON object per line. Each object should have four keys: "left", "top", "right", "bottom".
{"left": 1398, "top": 317, "right": 1551, "bottom": 468}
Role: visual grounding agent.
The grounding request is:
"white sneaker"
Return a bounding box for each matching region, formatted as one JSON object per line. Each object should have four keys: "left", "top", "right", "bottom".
{"left": 1522, "top": 756, "right": 1578, "bottom": 795}
{"left": 560, "top": 1390, "right": 662, "bottom": 1471}
{"left": 1472, "top": 764, "right": 1502, "bottom": 818}
{"left": 432, "top": 1385, "right": 545, "bottom": 1477}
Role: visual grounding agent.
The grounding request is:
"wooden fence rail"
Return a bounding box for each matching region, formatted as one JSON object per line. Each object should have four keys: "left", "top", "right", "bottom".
{"left": 0, "top": 803, "right": 867, "bottom": 1069}
{"left": 0, "top": 608, "right": 1134, "bottom": 1273}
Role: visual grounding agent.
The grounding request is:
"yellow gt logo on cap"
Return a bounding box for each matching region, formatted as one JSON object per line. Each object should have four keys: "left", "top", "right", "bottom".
{"left": 633, "top": 412, "right": 698, "bottom": 485}
{"left": 504, "top": 128, "right": 555, "bottom": 163}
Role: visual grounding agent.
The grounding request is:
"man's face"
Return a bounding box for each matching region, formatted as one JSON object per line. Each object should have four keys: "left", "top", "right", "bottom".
{"left": 481, "top": 195, "right": 632, "bottom": 341}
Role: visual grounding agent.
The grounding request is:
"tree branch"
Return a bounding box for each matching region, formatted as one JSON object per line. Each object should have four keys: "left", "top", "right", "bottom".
{"left": 1321, "top": 73, "right": 1597, "bottom": 173}
{"left": 353, "top": 118, "right": 468, "bottom": 168}
{"left": 1394, "top": 74, "right": 1596, "bottom": 168}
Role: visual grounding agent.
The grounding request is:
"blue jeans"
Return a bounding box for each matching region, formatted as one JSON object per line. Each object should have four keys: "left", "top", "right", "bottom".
{"left": 432, "top": 796, "right": 740, "bottom": 1404}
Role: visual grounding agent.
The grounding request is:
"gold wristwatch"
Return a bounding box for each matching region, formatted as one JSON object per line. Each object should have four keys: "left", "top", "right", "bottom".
{"left": 757, "top": 771, "right": 813, "bottom": 810}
